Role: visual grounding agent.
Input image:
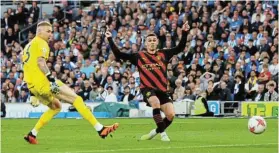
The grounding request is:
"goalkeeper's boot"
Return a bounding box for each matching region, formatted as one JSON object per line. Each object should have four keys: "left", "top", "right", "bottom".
{"left": 160, "top": 132, "right": 170, "bottom": 142}
{"left": 140, "top": 129, "right": 157, "bottom": 140}
{"left": 24, "top": 132, "right": 38, "bottom": 144}
{"left": 98, "top": 123, "right": 119, "bottom": 139}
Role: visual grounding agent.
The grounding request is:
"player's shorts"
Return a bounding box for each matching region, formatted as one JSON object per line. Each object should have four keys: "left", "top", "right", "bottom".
{"left": 28, "top": 80, "right": 64, "bottom": 106}
{"left": 141, "top": 88, "right": 173, "bottom": 107}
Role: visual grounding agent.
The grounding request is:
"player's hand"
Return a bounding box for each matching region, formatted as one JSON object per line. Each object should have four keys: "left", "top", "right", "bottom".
{"left": 182, "top": 21, "right": 190, "bottom": 32}
{"left": 30, "top": 96, "right": 40, "bottom": 107}
{"left": 50, "top": 82, "right": 60, "bottom": 95}
{"left": 105, "top": 31, "right": 112, "bottom": 38}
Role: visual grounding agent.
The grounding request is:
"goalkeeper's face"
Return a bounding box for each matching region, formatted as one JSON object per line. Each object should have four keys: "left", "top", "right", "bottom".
{"left": 39, "top": 26, "right": 53, "bottom": 42}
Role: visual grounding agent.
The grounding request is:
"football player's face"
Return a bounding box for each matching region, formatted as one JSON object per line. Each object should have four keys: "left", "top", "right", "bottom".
{"left": 146, "top": 36, "right": 158, "bottom": 53}
{"left": 42, "top": 26, "right": 53, "bottom": 42}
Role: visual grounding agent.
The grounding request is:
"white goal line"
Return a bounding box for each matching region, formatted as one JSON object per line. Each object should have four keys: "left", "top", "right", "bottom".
{"left": 47, "top": 143, "right": 277, "bottom": 153}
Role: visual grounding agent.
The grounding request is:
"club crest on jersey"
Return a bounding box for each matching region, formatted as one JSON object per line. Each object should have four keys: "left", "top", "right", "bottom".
{"left": 156, "top": 56, "right": 161, "bottom": 60}
{"left": 42, "top": 48, "right": 47, "bottom": 56}
{"left": 146, "top": 92, "right": 151, "bottom": 97}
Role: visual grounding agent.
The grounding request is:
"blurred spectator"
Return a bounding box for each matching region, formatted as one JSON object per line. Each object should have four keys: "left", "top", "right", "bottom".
{"left": 173, "top": 79, "right": 185, "bottom": 101}
{"left": 80, "top": 80, "right": 92, "bottom": 101}
{"left": 53, "top": 6, "right": 64, "bottom": 21}
{"left": 0, "top": 1, "right": 278, "bottom": 104}
{"left": 253, "top": 84, "right": 266, "bottom": 101}
{"left": 233, "top": 75, "right": 245, "bottom": 101}
{"left": 121, "top": 86, "right": 134, "bottom": 104}
{"left": 29, "top": 1, "right": 40, "bottom": 22}
{"left": 264, "top": 81, "right": 278, "bottom": 101}
{"left": 81, "top": 59, "right": 95, "bottom": 78}
{"left": 183, "top": 86, "right": 195, "bottom": 101}
{"left": 89, "top": 82, "right": 99, "bottom": 101}
{"left": 200, "top": 72, "right": 215, "bottom": 91}
{"left": 15, "top": 6, "right": 26, "bottom": 29}
{"left": 104, "top": 75, "right": 118, "bottom": 95}
{"left": 1, "top": 101, "right": 6, "bottom": 117}
{"left": 245, "top": 71, "right": 258, "bottom": 100}
{"left": 104, "top": 86, "right": 117, "bottom": 102}
{"left": 218, "top": 81, "right": 232, "bottom": 101}
{"left": 1, "top": 12, "right": 13, "bottom": 29}
{"left": 206, "top": 85, "right": 219, "bottom": 100}
{"left": 258, "top": 64, "right": 271, "bottom": 84}
{"left": 17, "top": 89, "right": 29, "bottom": 102}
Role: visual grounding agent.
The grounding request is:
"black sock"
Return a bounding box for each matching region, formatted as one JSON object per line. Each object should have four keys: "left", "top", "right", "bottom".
{"left": 163, "top": 117, "right": 173, "bottom": 129}
{"left": 156, "top": 117, "right": 173, "bottom": 133}
{"left": 153, "top": 108, "right": 165, "bottom": 133}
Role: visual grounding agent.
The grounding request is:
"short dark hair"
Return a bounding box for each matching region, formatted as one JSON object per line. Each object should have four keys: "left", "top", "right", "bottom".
{"left": 124, "top": 86, "right": 130, "bottom": 90}
{"left": 146, "top": 33, "right": 157, "bottom": 38}
{"left": 107, "top": 86, "right": 113, "bottom": 90}
{"left": 235, "top": 75, "right": 242, "bottom": 79}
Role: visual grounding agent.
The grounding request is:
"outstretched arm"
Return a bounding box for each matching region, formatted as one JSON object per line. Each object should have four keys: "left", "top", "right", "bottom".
{"left": 106, "top": 31, "right": 137, "bottom": 64}
{"left": 162, "top": 21, "right": 190, "bottom": 61}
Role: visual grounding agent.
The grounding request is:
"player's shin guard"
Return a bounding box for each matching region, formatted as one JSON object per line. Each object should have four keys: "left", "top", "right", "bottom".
{"left": 33, "top": 108, "right": 61, "bottom": 134}
{"left": 155, "top": 118, "right": 173, "bottom": 133}
{"left": 73, "top": 96, "right": 101, "bottom": 129}
{"left": 163, "top": 117, "right": 173, "bottom": 129}
{"left": 153, "top": 108, "right": 165, "bottom": 133}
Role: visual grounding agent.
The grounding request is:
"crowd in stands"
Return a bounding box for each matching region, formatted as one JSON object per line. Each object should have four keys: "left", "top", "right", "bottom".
{"left": 1, "top": 0, "right": 278, "bottom": 104}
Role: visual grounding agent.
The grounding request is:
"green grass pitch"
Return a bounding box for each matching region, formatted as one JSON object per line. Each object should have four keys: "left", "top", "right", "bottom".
{"left": 1, "top": 118, "right": 278, "bottom": 153}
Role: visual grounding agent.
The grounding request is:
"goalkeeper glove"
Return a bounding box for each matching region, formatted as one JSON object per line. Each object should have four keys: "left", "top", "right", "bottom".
{"left": 50, "top": 82, "right": 60, "bottom": 95}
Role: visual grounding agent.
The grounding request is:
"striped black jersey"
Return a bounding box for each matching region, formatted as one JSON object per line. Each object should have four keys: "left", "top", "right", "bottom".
{"left": 108, "top": 31, "right": 188, "bottom": 92}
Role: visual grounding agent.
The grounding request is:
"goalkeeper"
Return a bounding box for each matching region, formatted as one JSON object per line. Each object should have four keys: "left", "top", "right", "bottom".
{"left": 22, "top": 21, "right": 119, "bottom": 144}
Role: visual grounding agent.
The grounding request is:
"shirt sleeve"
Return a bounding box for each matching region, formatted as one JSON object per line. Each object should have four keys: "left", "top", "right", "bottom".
{"left": 161, "top": 30, "right": 188, "bottom": 61}
{"left": 37, "top": 41, "right": 49, "bottom": 59}
{"left": 108, "top": 37, "right": 137, "bottom": 65}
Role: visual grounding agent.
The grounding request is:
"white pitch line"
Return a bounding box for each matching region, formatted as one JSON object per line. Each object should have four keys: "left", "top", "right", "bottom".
{"left": 44, "top": 143, "right": 278, "bottom": 153}
{"left": 125, "top": 122, "right": 196, "bottom": 125}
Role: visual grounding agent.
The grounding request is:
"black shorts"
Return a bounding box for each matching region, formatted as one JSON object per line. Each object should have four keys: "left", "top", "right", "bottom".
{"left": 141, "top": 88, "right": 173, "bottom": 107}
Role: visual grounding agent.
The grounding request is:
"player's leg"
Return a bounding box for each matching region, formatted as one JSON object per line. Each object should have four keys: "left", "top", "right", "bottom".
{"left": 160, "top": 102, "right": 175, "bottom": 131}
{"left": 31, "top": 98, "right": 61, "bottom": 135}
{"left": 140, "top": 90, "right": 172, "bottom": 141}
{"left": 140, "top": 89, "right": 169, "bottom": 141}
{"left": 24, "top": 86, "right": 61, "bottom": 144}
{"left": 148, "top": 96, "right": 166, "bottom": 134}
{"left": 142, "top": 103, "right": 173, "bottom": 142}
{"left": 54, "top": 81, "right": 118, "bottom": 138}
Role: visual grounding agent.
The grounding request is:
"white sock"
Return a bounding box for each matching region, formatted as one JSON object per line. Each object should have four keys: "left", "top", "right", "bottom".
{"left": 31, "top": 129, "right": 38, "bottom": 136}
{"left": 94, "top": 122, "right": 104, "bottom": 131}
{"left": 150, "top": 129, "right": 157, "bottom": 136}
{"left": 160, "top": 132, "right": 167, "bottom": 137}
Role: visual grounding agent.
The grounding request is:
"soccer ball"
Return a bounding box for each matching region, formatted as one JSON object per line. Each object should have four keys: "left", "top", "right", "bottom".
{"left": 248, "top": 116, "right": 267, "bottom": 134}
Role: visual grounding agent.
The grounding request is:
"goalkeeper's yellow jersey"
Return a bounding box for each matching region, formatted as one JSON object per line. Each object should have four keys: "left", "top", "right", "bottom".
{"left": 22, "top": 36, "right": 50, "bottom": 86}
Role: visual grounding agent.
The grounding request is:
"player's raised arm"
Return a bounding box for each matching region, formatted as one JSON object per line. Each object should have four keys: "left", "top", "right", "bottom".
{"left": 162, "top": 21, "right": 190, "bottom": 60}
{"left": 105, "top": 30, "right": 137, "bottom": 64}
